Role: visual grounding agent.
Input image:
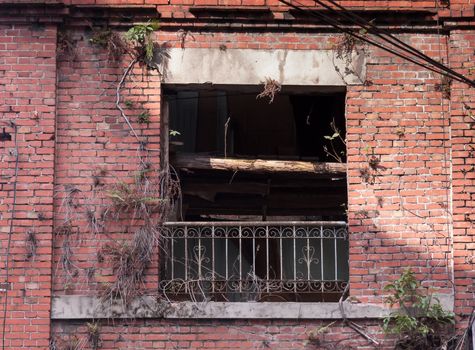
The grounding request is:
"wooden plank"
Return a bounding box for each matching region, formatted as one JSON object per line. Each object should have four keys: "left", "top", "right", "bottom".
{"left": 172, "top": 154, "right": 346, "bottom": 175}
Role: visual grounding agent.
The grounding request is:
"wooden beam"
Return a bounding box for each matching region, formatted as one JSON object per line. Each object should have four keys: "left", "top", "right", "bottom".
{"left": 172, "top": 154, "right": 346, "bottom": 175}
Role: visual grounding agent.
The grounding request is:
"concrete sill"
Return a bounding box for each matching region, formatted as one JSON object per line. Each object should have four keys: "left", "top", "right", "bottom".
{"left": 51, "top": 293, "right": 454, "bottom": 320}
{"left": 52, "top": 295, "right": 391, "bottom": 320}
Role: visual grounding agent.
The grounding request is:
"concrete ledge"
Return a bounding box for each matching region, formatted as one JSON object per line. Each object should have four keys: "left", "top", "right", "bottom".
{"left": 52, "top": 292, "right": 454, "bottom": 320}
{"left": 52, "top": 293, "right": 454, "bottom": 320}
{"left": 52, "top": 295, "right": 386, "bottom": 320}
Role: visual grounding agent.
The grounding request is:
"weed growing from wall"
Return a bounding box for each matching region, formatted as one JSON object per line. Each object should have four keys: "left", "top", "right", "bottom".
{"left": 86, "top": 321, "right": 102, "bottom": 349}
{"left": 383, "top": 269, "right": 454, "bottom": 349}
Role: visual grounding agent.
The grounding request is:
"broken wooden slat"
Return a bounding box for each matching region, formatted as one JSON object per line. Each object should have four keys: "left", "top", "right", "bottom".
{"left": 172, "top": 154, "right": 346, "bottom": 175}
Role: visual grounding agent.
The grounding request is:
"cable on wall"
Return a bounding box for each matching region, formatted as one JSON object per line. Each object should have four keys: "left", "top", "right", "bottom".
{"left": 0, "top": 120, "right": 18, "bottom": 350}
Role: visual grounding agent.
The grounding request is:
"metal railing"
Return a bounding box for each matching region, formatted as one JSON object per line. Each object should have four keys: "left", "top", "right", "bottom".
{"left": 159, "top": 221, "right": 349, "bottom": 302}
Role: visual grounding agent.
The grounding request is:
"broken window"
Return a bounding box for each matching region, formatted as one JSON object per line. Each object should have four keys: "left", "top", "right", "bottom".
{"left": 160, "top": 85, "right": 348, "bottom": 302}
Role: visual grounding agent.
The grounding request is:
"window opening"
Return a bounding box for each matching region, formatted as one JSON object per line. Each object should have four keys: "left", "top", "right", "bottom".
{"left": 160, "top": 85, "right": 348, "bottom": 302}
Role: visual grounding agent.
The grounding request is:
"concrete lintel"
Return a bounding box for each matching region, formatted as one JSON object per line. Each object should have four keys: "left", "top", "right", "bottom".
{"left": 162, "top": 48, "right": 366, "bottom": 86}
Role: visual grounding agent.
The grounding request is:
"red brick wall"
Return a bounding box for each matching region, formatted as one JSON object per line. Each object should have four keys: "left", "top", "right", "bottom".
{"left": 450, "top": 29, "right": 475, "bottom": 324}
{"left": 0, "top": 23, "right": 57, "bottom": 349}
{"left": 53, "top": 27, "right": 162, "bottom": 297}
{"left": 347, "top": 34, "right": 453, "bottom": 303}
{"left": 1, "top": 2, "right": 475, "bottom": 349}
{"left": 51, "top": 319, "right": 391, "bottom": 349}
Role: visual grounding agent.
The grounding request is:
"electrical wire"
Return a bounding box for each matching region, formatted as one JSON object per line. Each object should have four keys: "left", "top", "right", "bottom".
{"left": 0, "top": 121, "right": 18, "bottom": 350}
{"left": 311, "top": 0, "right": 475, "bottom": 87}
{"left": 279, "top": 0, "right": 454, "bottom": 79}
{"left": 279, "top": 0, "right": 475, "bottom": 87}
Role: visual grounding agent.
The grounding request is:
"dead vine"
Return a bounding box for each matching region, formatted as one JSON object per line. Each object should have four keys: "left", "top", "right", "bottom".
{"left": 99, "top": 161, "right": 181, "bottom": 307}
{"left": 57, "top": 29, "right": 77, "bottom": 61}
{"left": 335, "top": 33, "right": 365, "bottom": 65}
{"left": 257, "top": 77, "right": 281, "bottom": 104}
{"left": 89, "top": 28, "right": 128, "bottom": 61}
{"left": 332, "top": 32, "right": 368, "bottom": 85}
{"left": 55, "top": 23, "right": 179, "bottom": 311}
{"left": 25, "top": 229, "right": 38, "bottom": 261}
{"left": 435, "top": 76, "right": 452, "bottom": 99}
{"left": 99, "top": 227, "right": 157, "bottom": 306}
{"left": 55, "top": 185, "right": 82, "bottom": 288}
{"left": 116, "top": 58, "right": 141, "bottom": 143}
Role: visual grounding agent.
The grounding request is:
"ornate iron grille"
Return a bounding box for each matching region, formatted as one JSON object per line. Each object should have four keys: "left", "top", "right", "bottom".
{"left": 159, "top": 221, "right": 349, "bottom": 302}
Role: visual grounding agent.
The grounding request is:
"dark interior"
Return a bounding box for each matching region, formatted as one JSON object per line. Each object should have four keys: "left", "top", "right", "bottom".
{"left": 165, "top": 85, "right": 346, "bottom": 162}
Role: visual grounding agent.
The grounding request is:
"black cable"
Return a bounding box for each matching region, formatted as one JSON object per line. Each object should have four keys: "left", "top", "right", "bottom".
{"left": 1, "top": 121, "right": 18, "bottom": 350}
{"left": 313, "top": 0, "right": 475, "bottom": 87}
{"left": 279, "top": 0, "right": 454, "bottom": 79}
{"left": 279, "top": 0, "right": 475, "bottom": 87}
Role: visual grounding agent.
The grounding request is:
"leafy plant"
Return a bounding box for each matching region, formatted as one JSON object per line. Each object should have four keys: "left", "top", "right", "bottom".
{"left": 125, "top": 21, "right": 160, "bottom": 65}
{"left": 86, "top": 321, "right": 102, "bottom": 349}
{"left": 138, "top": 111, "right": 150, "bottom": 124}
{"left": 395, "top": 128, "right": 405, "bottom": 138}
{"left": 169, "top": 129, "right": 181, "bottom": 137}
{"left": 323, "top": 119, "right": 346, "bottom": 163}
{"left": 106, "top": 181, "right": 163, "bottom": 217}
{"left": 334, "top": 32, "right": 366, "bottom": 67}
{"left": 383, "top": 269, "right": 454, "bottom": 349}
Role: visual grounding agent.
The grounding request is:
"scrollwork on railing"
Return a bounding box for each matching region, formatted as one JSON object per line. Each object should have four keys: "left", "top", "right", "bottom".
{"left": 160, "top": 221, "right": 348, "bottom": 301}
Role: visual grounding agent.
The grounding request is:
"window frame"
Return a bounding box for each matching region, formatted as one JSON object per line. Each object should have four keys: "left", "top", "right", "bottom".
{"left": 159, "top": 86, "right": 349, "bottom": 304}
